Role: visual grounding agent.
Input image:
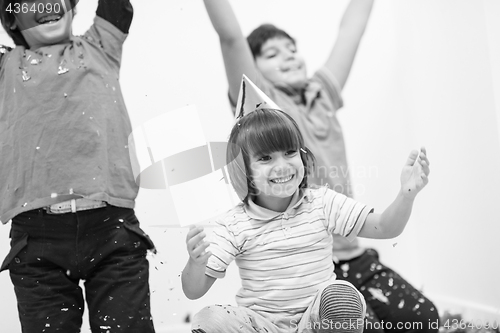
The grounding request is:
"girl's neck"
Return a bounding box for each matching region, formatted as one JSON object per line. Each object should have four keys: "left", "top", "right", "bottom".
{"left": 253, "top": 192, "right": 297, "bottom": 213}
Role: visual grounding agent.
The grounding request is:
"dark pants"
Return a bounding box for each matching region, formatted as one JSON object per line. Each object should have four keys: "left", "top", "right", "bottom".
{"left": 334, "top": 249, "right": 439, "bottom": 333}
{"left": 1, "top": 205, "right": 156, "bottom": 333}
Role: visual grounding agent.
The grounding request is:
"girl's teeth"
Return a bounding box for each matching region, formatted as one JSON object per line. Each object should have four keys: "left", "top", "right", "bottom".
{"left": 272, "top": 175, "right": 293, "bottom": 184}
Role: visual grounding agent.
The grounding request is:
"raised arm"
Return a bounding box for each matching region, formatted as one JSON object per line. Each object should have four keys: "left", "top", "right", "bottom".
{"left": 203, "top": 0, "right": 257, "bottom": 104}
{"left": 325, "top": 0, "right": 374, "bottom": 90}
{"left": 96, "top": 0, "right": 133, "bottom": 33}
{"left": 181, "top": 226, "right": 216, "bottom": 299}
{"left": 358, "top": 148, "right": 430, "bottom": 239}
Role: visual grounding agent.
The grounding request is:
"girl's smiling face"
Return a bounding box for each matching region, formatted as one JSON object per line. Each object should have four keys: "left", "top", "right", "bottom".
{"left": 12, "top": 0, "right": 73, "bottom": 49}
{"left": 249, "top": 149, "right": 304, "bottom": 211}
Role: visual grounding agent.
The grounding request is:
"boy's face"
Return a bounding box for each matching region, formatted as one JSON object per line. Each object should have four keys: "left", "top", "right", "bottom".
{"left": 255, "top": 37, "right": 307, "bottom": 90}
{"left": 12, "top": 0, "right": 73, "bottom": 49}
{"left": 249, "top": 149, "right": 304, "bottom": 208}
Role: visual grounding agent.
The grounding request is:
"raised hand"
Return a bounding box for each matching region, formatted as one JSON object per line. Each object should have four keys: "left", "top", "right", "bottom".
{"left": 186, "top": 226, "right": 212, "bottom": 266}
{"left": 400, "top": 147, "right": 430, "bottom": 198}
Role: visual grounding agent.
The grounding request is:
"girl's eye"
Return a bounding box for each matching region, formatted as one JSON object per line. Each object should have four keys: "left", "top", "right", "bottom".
{"left": 258, "top": 156, "right": 271, "bottom": 162}
{"left": 286, "top": 150, "right": 297, "bottom": 156}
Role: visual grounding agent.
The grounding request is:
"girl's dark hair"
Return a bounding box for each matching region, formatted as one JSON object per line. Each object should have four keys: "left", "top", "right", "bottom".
{"left": 247, "top": 24, "right": 296, "bottom": 58}
{"left": 227, "top": 108, "right": 315, "bottom": 203}
{"left": 0, "top": 0, "right": 78, "bottom": 48}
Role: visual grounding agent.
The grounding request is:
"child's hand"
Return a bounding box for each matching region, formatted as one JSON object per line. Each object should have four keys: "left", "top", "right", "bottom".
{"left": 186, "top": 226, "right": 212, "bottom": 266}
{"left": 400, "top": 147, "right": 430, "bottom": 198}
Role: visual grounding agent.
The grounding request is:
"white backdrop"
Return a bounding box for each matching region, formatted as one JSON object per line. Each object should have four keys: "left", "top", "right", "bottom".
{"left": 1, "top": 0, "right": 499, "bottom": 331}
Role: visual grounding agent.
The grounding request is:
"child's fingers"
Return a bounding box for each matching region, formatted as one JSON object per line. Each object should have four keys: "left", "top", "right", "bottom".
{"left": 419, "top": 159, "right": 430, "bottom": 176}
{"left": 192, "top": 242, "right": 211, "bottom": 259}
{"left": 420, "top": 173, "right": 429, "bottom": 186}
{"left": 186, "top": 229, "right": 207, "bottom": 254}
{"left": 405, "top": 149, "right": 420, "bottom": 167}
{"left": 187, "top": 232, "right": 207, "bottom": 251}
{"left": 418, "top": 150, "right": 430, "bottom": 166}
{"left": 420, "top": 146, "right": 427, "bottom": 158}
{"left": 186, "top": 226, "right": 204, "bottom": 242}
{"left": 191, "top": 244, "right": 211, "bottom": 263}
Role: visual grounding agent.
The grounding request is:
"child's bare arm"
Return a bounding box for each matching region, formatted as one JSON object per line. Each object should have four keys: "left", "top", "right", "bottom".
{"left": 203, "top": 0, "right": 256, "bottom": 105}
{"left": 358, "top": 148, "right": 430, "bottom": 239}
{"left": 96, "top": 0, "right": 133, "bottom": 33}
{"left": 325, "top": 0, "right": 374, "bottom": 90}
{"left": 181, "top": 226, "right": 216, "bottom": 299}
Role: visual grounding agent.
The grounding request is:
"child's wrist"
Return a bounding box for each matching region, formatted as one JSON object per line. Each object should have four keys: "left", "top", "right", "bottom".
{"left": 399, "top": 188, "right": 417, "bottom": 201}
{"left": 188, "top": 256, "right": 207, "bottom": 268}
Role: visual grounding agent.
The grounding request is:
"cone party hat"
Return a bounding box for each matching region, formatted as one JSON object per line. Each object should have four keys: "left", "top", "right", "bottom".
{"left": 235, "top": 74, "right": 282, "bottom": 119}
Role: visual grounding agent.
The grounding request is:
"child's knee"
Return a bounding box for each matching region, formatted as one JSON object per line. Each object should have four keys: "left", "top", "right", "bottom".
{"left": 191, "top": 304, "right": 235, "bottom": 332}
{"left": 319, "top": 283, "right": 365, "bottom": 332}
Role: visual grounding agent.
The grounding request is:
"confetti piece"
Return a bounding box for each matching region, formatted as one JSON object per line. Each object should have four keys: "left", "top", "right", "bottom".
{"left": 368, "top": 287, "right": 390, "bottom": 304}
{"left": 22, "top": 70, "right": 31, "bottom": 81}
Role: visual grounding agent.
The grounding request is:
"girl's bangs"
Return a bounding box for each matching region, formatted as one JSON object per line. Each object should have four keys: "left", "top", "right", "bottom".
{"left": 245, "top": 112, "right": 301, "bottom": 157}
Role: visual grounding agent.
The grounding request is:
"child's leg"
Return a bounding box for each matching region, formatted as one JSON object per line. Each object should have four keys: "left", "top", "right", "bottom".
{"left": 76, "top": 206, "right": 156, "bottom": 333}
{"left": 191, "top": 304, "right": 284, "bottom": 333}
{"left": 363, "top": 305, "right": 385, "bottom": 333}
{"left": 334, "top": 249, "right": 439, "bottom": 333}
{"left": 299, "top": 280, "right": 365, "bottom": 333}
{"left": 2, "top": 209, "right": 86, "bottom": 332}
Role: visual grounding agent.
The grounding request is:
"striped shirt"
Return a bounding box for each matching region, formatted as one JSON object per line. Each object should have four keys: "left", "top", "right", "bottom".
{"left": 206, "top": 187, "right": 373, "bottom": 316}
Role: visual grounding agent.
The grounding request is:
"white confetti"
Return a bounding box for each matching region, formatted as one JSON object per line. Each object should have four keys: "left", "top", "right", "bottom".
{"left": 368, "top": 287, "right": 389, "bottom": 304}
{"left": 58, "top": 66, "right": 69, "bottom": 75}
{"left": 22, "top": 70, "right": 31, "bottom": 82}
